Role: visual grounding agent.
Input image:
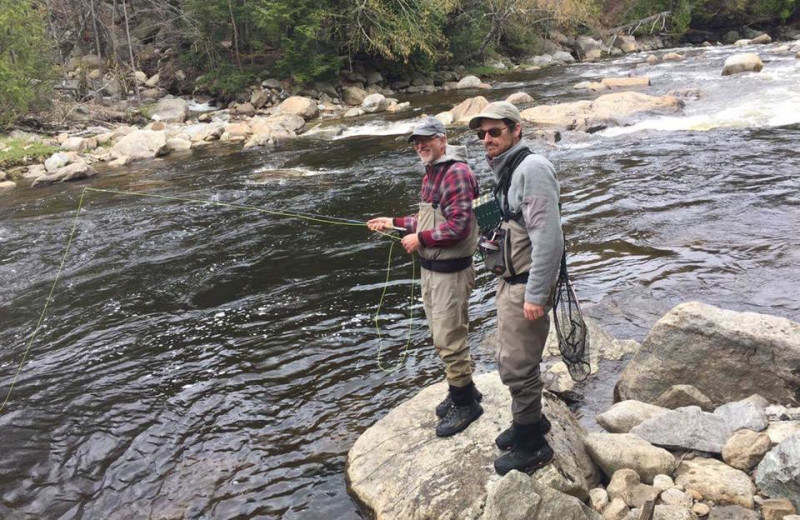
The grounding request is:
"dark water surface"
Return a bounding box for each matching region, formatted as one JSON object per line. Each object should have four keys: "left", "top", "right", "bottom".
{"left": 2, "top": 44, "right": 799, "bottom": 519}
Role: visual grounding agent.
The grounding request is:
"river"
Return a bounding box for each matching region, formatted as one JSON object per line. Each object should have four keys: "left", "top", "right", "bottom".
{"left": 1, "top": 43, "right": 799, "bottom": 519}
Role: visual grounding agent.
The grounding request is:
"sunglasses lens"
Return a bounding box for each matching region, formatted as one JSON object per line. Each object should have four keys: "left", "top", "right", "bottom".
{"left": 477, "top": 128, "right": 504, "bottom": 139}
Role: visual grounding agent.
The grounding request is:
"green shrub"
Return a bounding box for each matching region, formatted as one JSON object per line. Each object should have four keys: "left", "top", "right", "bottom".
{"left": 0, "top": 139, "right": 59, "bottom": 169}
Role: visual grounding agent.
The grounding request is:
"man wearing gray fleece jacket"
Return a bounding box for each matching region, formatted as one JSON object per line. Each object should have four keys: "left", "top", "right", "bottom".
{"left": 469, "top": 102, "right": 563, "bottom": 476}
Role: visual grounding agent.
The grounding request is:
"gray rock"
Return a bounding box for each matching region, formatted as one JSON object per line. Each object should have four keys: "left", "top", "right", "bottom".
{"left": 659, "top": 488, "right": 693, "bottom": 508}
{"left": 655, "top": 385, "right": 715, "bottom": 411}
{"left": 347, "top": 372, "right": 601, "bottom": 519}
{"left": 262, "top": 78, "right": 282, "bottom": 90}
{"left": 607, "top": 468, "right": 660, "bottom": 508}
{"left": 597, "top": 401, "right": 670, "bottom": 433}
{"left": 112, "top": 130, "right": 168, "bottom": 160}
{"left": 449, "top": 96, "right": 489, "bottom": 124}
{"left": 552, "top": 51, "right": 576, "bottom": 64}
{"left": 652, "top": 505, "right": 698, "bottom": 520}
{"left": 674, "top": 458, "right": 756, "bottom": 509}
{"left": 278, "top": 96, "right": 318, "bottom": 120}
{"left": 61, "top": 136, "right": 88, "bottom": 152}
{"left": 630, "top": 406, "right": 732, "bottom": 453}
{"left": 0, "top": 180, "right": 16, "bottom": 191}
{"left": 456, "top": 75, "right": 482, "bottom": 89}
{"left": 361, "top": 93, "right": 390, "bottom": 113}
{"left": 250, "top": 89, "right": 270, "bottom": 109}
{"left": 590, "top": 487, "right": 610, "bottom": 513}
{"left": 505, "top": 92, "right": 535, "bottom": 106}
{"left": 615, "top": 302, "right": 800, "bottom": 408}
{"left": 45, "top": 152, "right": 75, "bottom": 172}
{"left": 653, "top": 475, "right": 675, "bottom": 492}
{"left": 365, "top": 71, "right": 383, "bottom": 86}
{"left": 529, "top": 477, "right": 602, "bottom": 520}
{"left": 714, "top": 400, "right": 768, "bottom": 432}
{"left": 722, "top": 430, "right": 771, "bottom": 471}
{"left": 755, "top": 433, "right": 800, "bottom": 510}
{"left": 342, "top": 86, "right": 367, "bottom": 106}
{"left": 708, "top": 505, "right": 759, "bottom": 519}
{"left": 603, "top": 498, "right": 629, "bottom": 520}
{"left": 151, "top": 97, "right": 189, "bottom": 123}
{"left": 482, "top": 471, "right": 541, "bottom": 520}
{"left": 585, "top": 433, "right": 676, "bottom": 483}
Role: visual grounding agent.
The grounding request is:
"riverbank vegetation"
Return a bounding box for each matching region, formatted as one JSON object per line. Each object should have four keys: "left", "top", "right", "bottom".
{"left": 1, "top": 0, "right": 799, "bottom": 131}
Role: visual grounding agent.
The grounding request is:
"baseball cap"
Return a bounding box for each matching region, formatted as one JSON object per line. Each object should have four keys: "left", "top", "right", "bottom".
{"left": 407, "top": 116, "right": 446, "bottom": 142}
{"left": 468, "top": 101, "right": 522, "bottom": 129}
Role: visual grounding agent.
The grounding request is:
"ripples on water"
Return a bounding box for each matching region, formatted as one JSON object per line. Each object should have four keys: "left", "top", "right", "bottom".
{"left": 1, "top": 44, "right": 799, "bottom": 518}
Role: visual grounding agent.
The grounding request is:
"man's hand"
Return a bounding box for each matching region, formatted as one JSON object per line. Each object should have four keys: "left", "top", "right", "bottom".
{"left": 401, "top": 233, "right": 421, "bottom": 254}
{"left": 523, "top": 302, "right": 545, "bottom": 321}
{"left": 367, "top": 217, "right": 393, "bottom": 232}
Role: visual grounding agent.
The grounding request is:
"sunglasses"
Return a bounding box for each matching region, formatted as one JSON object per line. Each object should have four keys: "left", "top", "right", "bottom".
{"left": 476, "top": 127, "right": 508, "bottom": 139}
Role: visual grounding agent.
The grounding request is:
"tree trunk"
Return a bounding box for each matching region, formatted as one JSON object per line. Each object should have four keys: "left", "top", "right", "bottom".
{"left": 90, "top": 0, "right": 103, "bottom": 75}
{"left": 227, "top": 0, "right": 242, "bottom": 70}
{"left": 121, "top": 0, "right": 140, "bottom": 104}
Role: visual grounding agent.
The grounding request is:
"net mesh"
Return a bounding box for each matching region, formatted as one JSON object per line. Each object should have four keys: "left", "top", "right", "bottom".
{"left": 553, "top": 245, "right": 591, "bottom": 382}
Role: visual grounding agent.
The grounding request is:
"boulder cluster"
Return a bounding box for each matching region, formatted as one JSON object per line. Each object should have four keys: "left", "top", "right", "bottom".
{"left": 346, "top": 302, "right": 800, "bottom": 520}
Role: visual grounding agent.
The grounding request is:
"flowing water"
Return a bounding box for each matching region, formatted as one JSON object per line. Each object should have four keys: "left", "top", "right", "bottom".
{"left": 1, "top": 43, "right": 799, "bottom": 519}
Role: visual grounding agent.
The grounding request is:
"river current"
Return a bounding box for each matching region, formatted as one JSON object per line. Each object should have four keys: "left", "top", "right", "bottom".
{"left": 1, "top": 43, "right": 799, "bottom": 519}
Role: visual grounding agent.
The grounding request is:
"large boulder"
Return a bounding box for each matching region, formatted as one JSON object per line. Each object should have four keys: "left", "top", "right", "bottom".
{"left": 520, "top": 92, "right": 681, "bottom": 132}
{"left": 722, "top": 54, "right": 764, "bottom": 76}
{"left": 279, "top": 96, "right": 318, "bottom": 120}
{"left": 584, "top": 433, "right": 675, "bottom": 483}
{"left": 112, "top": 130, "right": 168, "bottom": 160}
{"left": 596, "top": 401, "right": 670, "bottom": 433}
{"left": 450, "top": 96, "right": 489, "bottom": 124}
{"left": 714, "top": 399, "right": 768, "bottom": 433}
{"left": 361, "top": 93, "right": 390, "bottom": 113}
{"left": 505, "top": 92, "right": 535, "bottom": 106}
{"left": 614, "top": 35, "right": 638, "bottom": 53}
{"left": 151, "top": 97, "right": 189, "bottom": 123}
{"left": 342, "top": 86, "right": 367, "bottom": 106}
{"left": 755, "top": 434, "right": 800, "bottom": 510}
{"left": 482, "top": 471, "right": 600, "bottom": 520}
{"left": 751, "top": 34, "right": 772, "bottom": 45}
{"left": 654, "top": 385, "right": 714, "bottom": 411}
{"left": 674, "top": 458, "right": 756, "bottom": 509}
{"left": 576, "top": 36, "right": 604, "bottom": 61}
{"left": 615, "top": 302, "right": 800, "bottom": 407}
{"left": 347, "top": 372, "right": 601, "bottom": 520}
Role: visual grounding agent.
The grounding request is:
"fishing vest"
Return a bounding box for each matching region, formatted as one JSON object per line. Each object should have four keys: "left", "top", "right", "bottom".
{"left": 416, "top": 161, "right": 479, "bottom": 271}
{"left": 487, "top": 148, "right": 534, "bottom": 281}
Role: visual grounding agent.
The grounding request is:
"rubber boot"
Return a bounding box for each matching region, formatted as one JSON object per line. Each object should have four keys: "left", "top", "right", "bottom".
{"left": 435, "top": 382, "right": 483, "bottom": 418}
{"left": 494, "top": 421, "right": 554, "bottom": 475}
{"left": 495, "top": 414, "right": 551, "bottom": 450}
{"left": 435, "top": 383, "right": 483, "bottom": 437}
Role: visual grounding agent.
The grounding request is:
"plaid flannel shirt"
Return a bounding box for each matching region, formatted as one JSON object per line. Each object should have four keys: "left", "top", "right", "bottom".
{"left": 393, "top": 160, "right": 479, "bottom": 248}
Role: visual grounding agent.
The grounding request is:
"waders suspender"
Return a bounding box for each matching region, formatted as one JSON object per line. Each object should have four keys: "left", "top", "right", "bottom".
{"left": 493, "top": 148, "right": 533, "bottom": 223}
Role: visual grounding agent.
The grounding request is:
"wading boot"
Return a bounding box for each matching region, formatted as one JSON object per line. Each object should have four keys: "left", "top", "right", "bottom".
{"left": 494, "top": 421, "right": 554, "bottom": 476}
{"left": 435, "top": 384, "right": 483, "bottom": 437}
{"left": 495, "top": 414, "right": 551, "bottom": 450}
{"left": 435, "top": 383, "right": 483, "bottom": 418}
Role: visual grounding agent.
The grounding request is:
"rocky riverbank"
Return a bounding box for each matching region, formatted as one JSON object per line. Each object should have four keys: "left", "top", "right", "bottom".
{"left": 346, "top": 302, "right": 800, "bottom": 520}
{"left": 2, "top": 32, "right": 799, "bottom": 193}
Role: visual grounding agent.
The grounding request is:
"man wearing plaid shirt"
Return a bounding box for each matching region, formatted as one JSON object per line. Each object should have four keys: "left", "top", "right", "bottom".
{"left": 368, "top": 117, "right": 483, "bottom": 437}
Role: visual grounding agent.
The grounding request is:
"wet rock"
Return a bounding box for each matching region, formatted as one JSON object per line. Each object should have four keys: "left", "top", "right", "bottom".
{"left": 553, "top": 50, "right": 576, "bottom": 64}
{"left": 674, "top": 458, "right": 756, "bottom": 509}
{"left": 45, "top": 152, "right": 76, "bottom": 172}
{"left": 734, "top": 39, "right": 753, "bottom": 47}
{"left": 278, "top": 96, "right": 318, "bottom": 120}
{"left": 575, "top": 81, "right": 609, "bottom": 91}
{"left": 0, "top": 180, "right": 15, "bottom": 191}
{"left": 615, "top": 302, "right": 800, "bottom": 407}
{"left": 601, "top": 77, "right": 651, "bottom": 89}
{"left": 766, "top": 422, "right": 800, "bottom": 444}
{"left": 33, "top": 160, "right": 96, "bottom": 186}
{"left": 590, "top": 487, "right": 610, "bottom": 512}
{"left": 343, "top": 107, "right": 364, "bottom": 118}
{"left": 646, "top": 55, "right": 659, "bottom": 65}
{"left": 112, "top": 130, "right": 168, "bottom": 160}
{"left": 607, "top": 468, "right": 660, "bottom": 508}
{"left": 180, "top": 122, "right": 226, "bottom": 142}
{"left": 630, "top": 406, "right": 731, "bottom": 453}
{"left": 604, "top": 498, "right": 630, "bottom": 520}
{"left": 520, "top": 91, "right": 682, "bottom": 132}
{"left": 722, "top": 54, "right": 764, "bottom": 76}
{"left": 663, "top": 53, "right": 685, "bottom": 61}
{"left": 450, "top": 96, "right": 489, "bottom": 124}
{"left": 342, "top": 86, "right": 367, "bottom": 106}
{"left": 755, "top": 434, "right": 800, "bottom": 509}
{"left": 361, "top": 93, "right": 390, "bottom": 113}
{"left": 761, "top": 498, "right": 796, "bottom": 520}
{"left": 108, "top": 156, "right": 130, "bottom": 168}
{"left": 483, "top": 470, "right": 601, "bottom": 520}
{"left": 585, "top": 433, "right": 676, "bottom": 483}
{"left": 527, "top": 54, "right": 555, "bottom": 67}
{"left": 166, "top": 137, "right": 191, "bottom": 151}
{"left": 505, "top": 92, "right": 535, "bottom": 106}
{"left": 151, "top": 97, "right": 189, "bottom": 123}
{"left": 456, "top": 75, "right": 482, "bottom": 89}
{"left": 722, "top": 430, "right": 770, "bottom": 471}
{"left": 714, "top": 399, "right": 768, "bottom": 432}
{"left": 655, "top": 385, "right": 715, "bottom": 412}
{"left": 347, "top": 372, "right": 600, "bottom": 519}
{"left": 751, "top": 34, "right": 772, "bottom": 45}
{"left": 667, "top": 88, "right": 703, "bottom": 100}
{"left": 222, "top": 122, "right": 251, "bottom": 139}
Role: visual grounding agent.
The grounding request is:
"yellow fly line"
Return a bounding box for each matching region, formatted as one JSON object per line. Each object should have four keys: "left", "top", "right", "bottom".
{"left": 0, "top": 187, "right": 417, "bottom": 414}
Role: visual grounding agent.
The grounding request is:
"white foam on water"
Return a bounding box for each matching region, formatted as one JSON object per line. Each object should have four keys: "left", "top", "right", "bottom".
{"left": 334, "top": 119, "right": 418, "bottom": 139}
{"left": 187, "top": 100, "right": 216, "bottom": 112}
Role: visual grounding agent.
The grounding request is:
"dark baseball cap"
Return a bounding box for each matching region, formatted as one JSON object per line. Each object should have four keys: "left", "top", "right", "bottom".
{"left": 407, "top": 116, "right": 446, "bottom": 142}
